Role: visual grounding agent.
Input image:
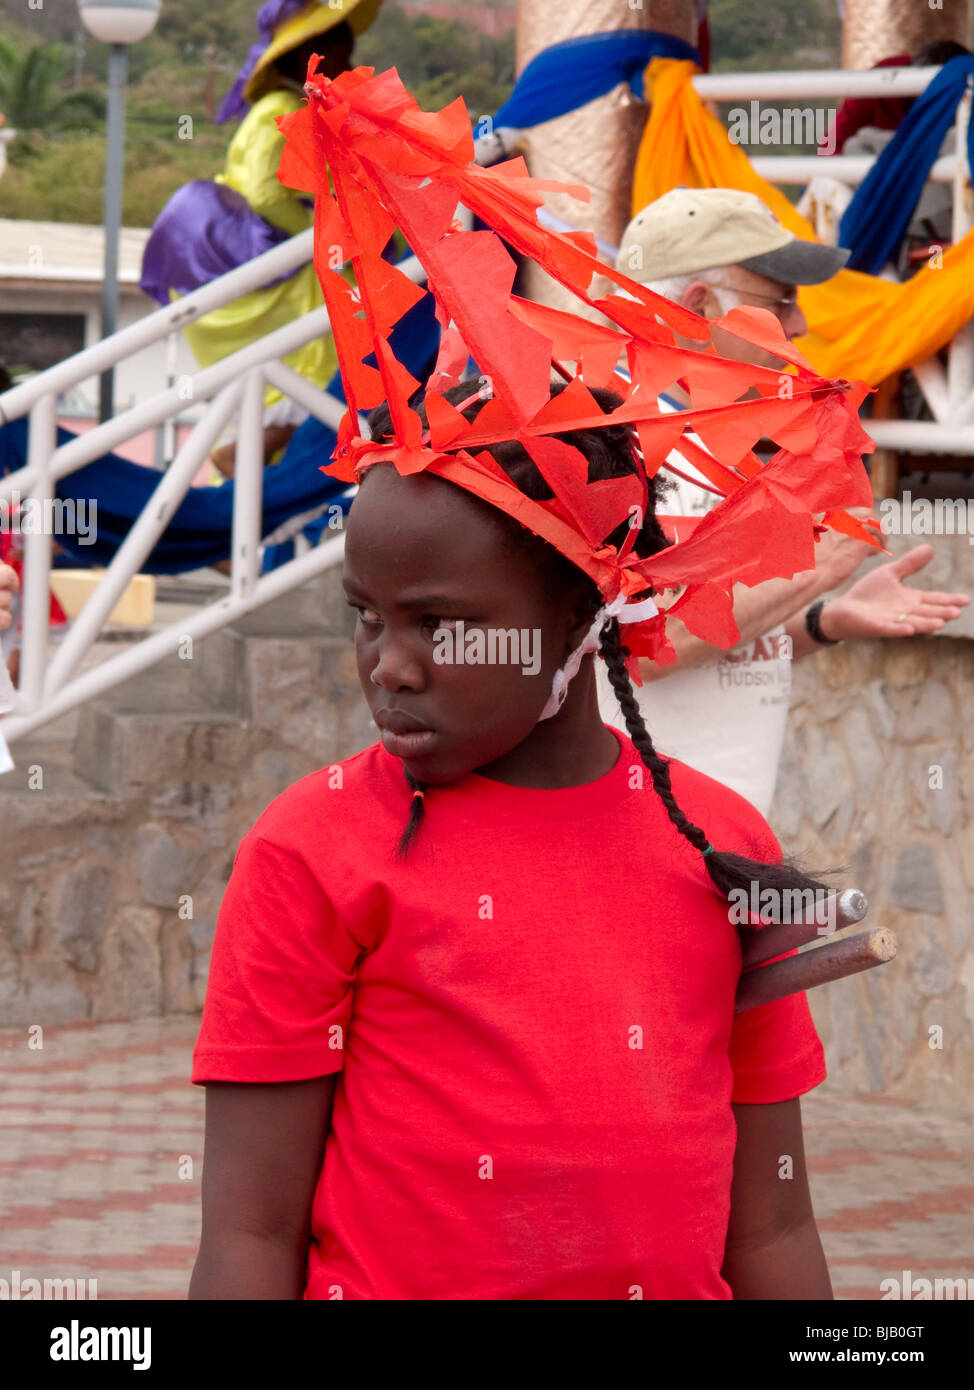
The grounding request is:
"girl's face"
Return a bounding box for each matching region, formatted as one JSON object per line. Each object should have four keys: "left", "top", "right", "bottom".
{"left": 343, "top": 465, "right": 591, "bottom": 785}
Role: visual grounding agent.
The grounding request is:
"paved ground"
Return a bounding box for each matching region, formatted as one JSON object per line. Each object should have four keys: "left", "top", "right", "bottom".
{"left": 1, "top": 1017, "right": 971, "bottom": 1300}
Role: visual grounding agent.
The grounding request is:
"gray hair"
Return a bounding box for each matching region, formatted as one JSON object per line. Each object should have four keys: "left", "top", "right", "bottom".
{"left": 641, "top": 268, "right": 740, "bottom": 314}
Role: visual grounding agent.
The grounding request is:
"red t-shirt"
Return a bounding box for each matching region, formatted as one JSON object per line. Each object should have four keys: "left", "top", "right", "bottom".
{"left": 192, "top": 725, "right": 826, "bottom": 1300}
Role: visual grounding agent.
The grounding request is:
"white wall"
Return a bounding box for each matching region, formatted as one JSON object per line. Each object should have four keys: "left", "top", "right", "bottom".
{"left": 0, "top": 282, "right": 201, "bottom": 418}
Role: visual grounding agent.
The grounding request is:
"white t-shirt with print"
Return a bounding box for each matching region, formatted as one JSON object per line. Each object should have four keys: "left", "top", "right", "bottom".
{"left": 596, "top": 395, "right": 792, "bottom": 817}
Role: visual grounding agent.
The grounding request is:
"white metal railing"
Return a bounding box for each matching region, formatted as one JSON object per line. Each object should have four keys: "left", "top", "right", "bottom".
{"left": 701, "top": 64, "right": 974, "bottom": 455}
{"left": 0, "top": 230, "right": 429, "bottom": 744}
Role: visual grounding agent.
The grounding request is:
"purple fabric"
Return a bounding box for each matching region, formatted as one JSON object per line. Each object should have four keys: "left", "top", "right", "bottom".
{"left": 139, "top": 180, "right": 295, "bottom": 304}
{"left": 216, "top": 0, "right": 311, "bottom": 125}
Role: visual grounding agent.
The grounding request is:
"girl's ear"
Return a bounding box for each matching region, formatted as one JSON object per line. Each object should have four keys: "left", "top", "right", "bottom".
{"left": 563, "top": 584, "right": 602, "bottom": 653}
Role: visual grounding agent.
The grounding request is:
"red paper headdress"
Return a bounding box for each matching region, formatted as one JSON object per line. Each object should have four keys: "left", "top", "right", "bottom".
{"left": 277, "top": 63, "right": 884, "bottom": 684}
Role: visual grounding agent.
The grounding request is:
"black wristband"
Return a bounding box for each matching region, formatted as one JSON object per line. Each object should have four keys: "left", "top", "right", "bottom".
{"left": 805, "top": 599, "right": 841, "bottom": 645}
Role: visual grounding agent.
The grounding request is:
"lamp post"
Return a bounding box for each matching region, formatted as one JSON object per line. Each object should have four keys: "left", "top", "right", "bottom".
{"left": 77, "top": 0, "right": 161, "bottom": 423}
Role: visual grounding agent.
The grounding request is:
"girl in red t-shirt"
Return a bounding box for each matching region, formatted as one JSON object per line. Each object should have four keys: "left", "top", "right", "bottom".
{"left": 190, "top": 380, "right": 837, "bottom": 1301}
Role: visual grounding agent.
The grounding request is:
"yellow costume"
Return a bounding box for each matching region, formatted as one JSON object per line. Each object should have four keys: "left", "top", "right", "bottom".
{"left": 180, "top": 88, "right": 334, "bottom": 419}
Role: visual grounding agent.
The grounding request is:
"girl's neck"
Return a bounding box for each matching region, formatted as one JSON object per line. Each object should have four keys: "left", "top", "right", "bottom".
{"left": 473, "top": 661, "right": 619, "bottom": 789}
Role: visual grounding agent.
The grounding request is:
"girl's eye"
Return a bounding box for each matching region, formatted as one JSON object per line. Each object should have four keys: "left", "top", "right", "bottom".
{"left": 351, "top": 604, "right": 382, "bottom": 626}
{"left": 422, "top": 616, "right": 459, "bottom": 633}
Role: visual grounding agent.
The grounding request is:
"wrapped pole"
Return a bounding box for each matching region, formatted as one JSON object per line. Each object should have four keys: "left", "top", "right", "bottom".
{"left": 842, "top": 0, "right": 972, "bottom": 69}
{"left": 515, "top": 0, "right": 697, "bottom": 311}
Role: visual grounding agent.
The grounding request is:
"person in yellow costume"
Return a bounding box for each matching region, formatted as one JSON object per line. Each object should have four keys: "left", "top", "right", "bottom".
{"left": 140, "top": 1, "right": 384, "bottom": 473}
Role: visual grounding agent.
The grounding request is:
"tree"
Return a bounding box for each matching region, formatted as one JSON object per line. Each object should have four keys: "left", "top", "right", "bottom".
{"left": 0, "top": 38, "right": 103, "bottom": 130}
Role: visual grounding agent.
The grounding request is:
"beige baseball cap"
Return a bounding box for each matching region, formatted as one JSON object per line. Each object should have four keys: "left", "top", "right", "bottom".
{"left": 617, "top": 187, "right": 849, "bottom": 285}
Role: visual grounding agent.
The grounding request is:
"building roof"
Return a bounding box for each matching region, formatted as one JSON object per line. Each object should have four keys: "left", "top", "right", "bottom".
{"left": 0, "top": 218, "right": 150, "bottom": 287}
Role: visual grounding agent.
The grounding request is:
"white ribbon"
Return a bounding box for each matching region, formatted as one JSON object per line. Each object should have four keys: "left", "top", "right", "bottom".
{"left": 537, "top": 593, "right": 659, "bottom": 721}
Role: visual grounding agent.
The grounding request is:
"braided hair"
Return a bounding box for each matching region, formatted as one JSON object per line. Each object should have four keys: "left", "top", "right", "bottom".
{"left": 367, "top": 380, "right": 836, "bottom": 909}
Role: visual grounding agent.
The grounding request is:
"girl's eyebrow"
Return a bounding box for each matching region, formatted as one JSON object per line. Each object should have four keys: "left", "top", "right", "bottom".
{"left": 343, "top": 580, "right": 473, "bottom": 610}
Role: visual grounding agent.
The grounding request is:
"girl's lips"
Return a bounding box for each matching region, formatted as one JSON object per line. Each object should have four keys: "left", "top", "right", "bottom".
{"left": 380, "top": 728, "right": 437, "bottom": 759}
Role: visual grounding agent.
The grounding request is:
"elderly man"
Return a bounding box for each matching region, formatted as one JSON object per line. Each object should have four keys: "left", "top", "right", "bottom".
{"left": 598, "top": 187, "right": 969, "bottom": 815}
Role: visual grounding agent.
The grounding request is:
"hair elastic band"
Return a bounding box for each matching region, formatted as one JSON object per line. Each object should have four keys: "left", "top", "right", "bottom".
{"left": 412, "top": 788, "right": 425, "bottom": 802}
{"left": 702, "top": 843, "right": 715, "bottom": 857}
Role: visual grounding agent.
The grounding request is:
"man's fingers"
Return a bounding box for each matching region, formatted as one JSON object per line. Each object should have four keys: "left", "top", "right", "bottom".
{"left": 889, "top": 617, "right": 943, "bottom": 636}
{"left": 911, "top": 589, "right": 969, "bottom": 607}
{"left": 886, "top": 544, "right": 935, "bottom": 576}
{"left": 912, "top": 605, "right": 966, "bottom": 621}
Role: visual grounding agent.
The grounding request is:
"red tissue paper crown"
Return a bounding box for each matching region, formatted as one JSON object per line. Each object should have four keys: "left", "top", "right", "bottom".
{"left": 276, "top": 63, "right": 884, "bottom": 681}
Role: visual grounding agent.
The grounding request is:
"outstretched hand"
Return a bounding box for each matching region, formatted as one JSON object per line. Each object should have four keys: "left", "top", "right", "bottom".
{"left": 821, "top": 544, "right": 970, "bottom": 640}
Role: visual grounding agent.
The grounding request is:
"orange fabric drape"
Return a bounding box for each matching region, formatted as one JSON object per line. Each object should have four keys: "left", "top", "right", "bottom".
{"left": 633, "top": 58, "right": 974, "bottom": 385}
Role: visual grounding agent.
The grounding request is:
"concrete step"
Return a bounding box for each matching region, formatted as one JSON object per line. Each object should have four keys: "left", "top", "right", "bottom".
{"left": 0, "top": 741, "right": 119, "bottom": 839}
{"left": 74, "top": 694, "right": 251, "bottom": 797}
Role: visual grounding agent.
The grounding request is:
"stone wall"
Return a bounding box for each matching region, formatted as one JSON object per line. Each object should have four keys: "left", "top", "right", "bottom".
{"left": 771, "top": 533, "right": 973, "bottom": 1113}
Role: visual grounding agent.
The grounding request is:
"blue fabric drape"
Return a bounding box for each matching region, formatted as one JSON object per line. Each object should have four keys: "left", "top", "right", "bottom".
{"left": 0, "top": 290, "right": 441, "bottom": 575}
{"left": 839, "top": 56, "right": 974, "bottom": 275}
{"left": 493, "top": 29, "right": 700, "bottom": 131}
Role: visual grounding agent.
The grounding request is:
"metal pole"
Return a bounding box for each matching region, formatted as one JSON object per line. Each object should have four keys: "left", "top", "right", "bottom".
{"left": 230, "top": 369, "right": 266, "bottom": 603}
{"left": 948, "top": 77, "right": 974, "bottom": 418}
{"left": 18, "top": 394, "right": 57, "bottom": 712}
{"left": 516, "top": 0, "right": 696, "bottom": 312}
{"left": 842, "top": 0, "right": 972, "bottom": 70}
{"left": 99, "top": 43, "right": 128, "bottom": 424}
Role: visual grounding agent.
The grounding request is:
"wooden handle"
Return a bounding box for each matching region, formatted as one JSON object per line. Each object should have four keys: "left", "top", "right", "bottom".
{"left": 735, "top": 928, "right": 897, "bottom": 1015}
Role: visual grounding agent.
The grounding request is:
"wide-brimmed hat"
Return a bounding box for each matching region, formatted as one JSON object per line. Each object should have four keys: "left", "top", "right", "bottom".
{"left": 217, "top": 0, "right": 384, "bottom": 124}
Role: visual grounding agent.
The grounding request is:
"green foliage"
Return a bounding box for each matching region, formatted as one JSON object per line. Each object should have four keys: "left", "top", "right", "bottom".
{"left": 709, "top": 0, "right": 841, "bottom": 71}
{"left": 0, "top": 36, "right": 104, "bottom": 130}
{"left": 0, "top": 126, "right": 227, "bottom": 225}
{"left": 357, "top": 8, "right": 514, "bottom": 119}
{"left": 0, "top": 1, "right": 517, "bottom": 224}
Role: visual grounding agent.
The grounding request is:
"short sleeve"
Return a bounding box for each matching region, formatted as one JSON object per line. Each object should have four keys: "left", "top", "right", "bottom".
{"left": 722, "top": 812, "right": 827, "bottom": 1103}
{"left": 191, "top": 831, "right": 363, "bottom": 1084}
{"left": 728, "top": 990, "right": 826, "bottom": 1104}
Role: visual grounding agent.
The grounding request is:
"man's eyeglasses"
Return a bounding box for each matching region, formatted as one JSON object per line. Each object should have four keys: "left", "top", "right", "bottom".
{"left": 706, "top": 280, "right": 801, "bottom": 318}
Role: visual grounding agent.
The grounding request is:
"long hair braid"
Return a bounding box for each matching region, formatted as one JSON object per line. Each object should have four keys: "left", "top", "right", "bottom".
{"left": 598, "top": 614, "right": 839, "bottom": 913}
{"left": 398, "top": 768, "right": 427, "bottom": 857}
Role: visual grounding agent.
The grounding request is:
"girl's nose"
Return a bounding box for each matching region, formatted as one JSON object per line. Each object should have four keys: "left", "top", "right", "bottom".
{"left": 369, "top": 635, "right": 425, "bottom": 692}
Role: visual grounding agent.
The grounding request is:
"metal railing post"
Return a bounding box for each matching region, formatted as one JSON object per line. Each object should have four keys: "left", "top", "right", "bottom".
{"left": 230, "top": 370, "right": 266, "bottom": 603}
{"left": 17, "top": 393, "right": 57, "bottom": 711}
{"left": 948, "top": 77, "right": 974, "bottom": 419}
